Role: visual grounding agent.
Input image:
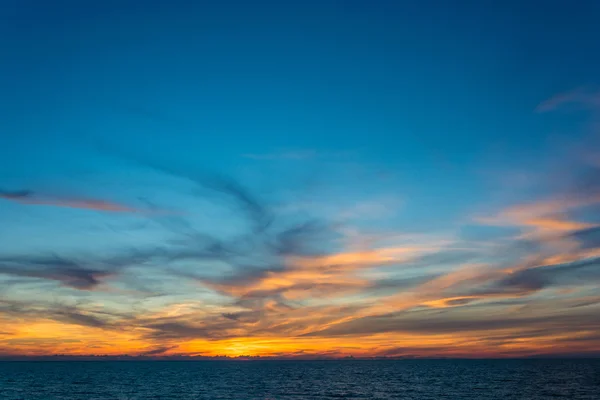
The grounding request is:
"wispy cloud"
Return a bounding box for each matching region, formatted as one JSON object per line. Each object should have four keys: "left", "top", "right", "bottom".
{"left": 536, "top": 87, "right": 600, "bottom": 113}
{"left": 243, "top": 150, "right": 317, "bottom": 160}
{"left": 0, "top": 253, "right": 134, "bottom": 290}
{"left": 475, "top": 196, "right": 600, "bottom": 238}
{"left": 243, "top": 149, "right": 355, "bottom": 161}
{"left": 0, "top": 189, "right": 138, "bottom": 213}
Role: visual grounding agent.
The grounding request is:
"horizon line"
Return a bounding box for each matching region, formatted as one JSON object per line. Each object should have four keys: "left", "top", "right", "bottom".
{"left": 2, "top": 355, "right": 599, "bottom": 361}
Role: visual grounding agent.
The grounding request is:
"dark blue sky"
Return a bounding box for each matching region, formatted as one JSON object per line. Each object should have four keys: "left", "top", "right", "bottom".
{"left": 3, "top": 1, "right": 599, "bottom": 201}
{"left": 2, "top": 0, "right": 599, "bottom": 252}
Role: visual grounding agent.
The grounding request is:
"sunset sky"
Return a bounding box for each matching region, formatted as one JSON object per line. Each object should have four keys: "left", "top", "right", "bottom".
{"left": 1, "top": 0, "right": 600, "bottom": 358}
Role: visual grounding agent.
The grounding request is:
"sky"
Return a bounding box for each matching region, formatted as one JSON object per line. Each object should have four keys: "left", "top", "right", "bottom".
{"left": 1, "top": 0, "right": 600, "bottom": 358}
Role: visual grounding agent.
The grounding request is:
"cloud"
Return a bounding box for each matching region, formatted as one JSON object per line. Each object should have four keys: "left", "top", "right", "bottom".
{"left": 52, "top": 309, "right": 115, "bottom": 329}
{"left": 481, "top": 256, "right": 600, "bottom": 295}
{"left": 144, "top": 321, "right": 218, "bottom": 340}
{"left": 138, "top": 345, "right": 178, "bottom": 356}
{"left": 570, "top": 226, "right": 600, "bottom": 249}
{"left": 475, "top": 195, "right": 600, "bottom": 244}
{"left": 243, "top": 149, "right": 356, "bottom": 161}
{"left": 243, "top": 150, "right": 317, "bottom": 160}
{"left": 407, "top": 242, "right": 600, "bottom": 303}
{"left": 199, "top": 242, "right": 445, "bottom": 310}
{"left": 271, "top": 220, "right": 333, "bottom": 257}
{"left": 304, "top": 303, "right": 600, "bottom": 339}
{"left": 0, "top": 256, "right": 114, "bottom": 290}
{"left": 0, "top": 249, "right": 165, "bottom": 291}
{"left": 536, "top": 88, "right": 600, "bottom": 113}
{"left": 0, "top": 188, "right": 138, "bottom": 213}
{"left": 0, "top": 299, "right": 120, "bottom": 331}
{"left": 96, "top": 143, "right": 276, "bottom": 233}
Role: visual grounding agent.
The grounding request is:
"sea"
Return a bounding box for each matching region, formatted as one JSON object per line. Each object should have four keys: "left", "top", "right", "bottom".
{"left": 0, "top": 359, "right": 598, "bottom": 399}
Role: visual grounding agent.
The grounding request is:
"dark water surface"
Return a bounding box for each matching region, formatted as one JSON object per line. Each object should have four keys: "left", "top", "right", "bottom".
{"left": 0, "top": 359, "right": 598, "bottom": 399}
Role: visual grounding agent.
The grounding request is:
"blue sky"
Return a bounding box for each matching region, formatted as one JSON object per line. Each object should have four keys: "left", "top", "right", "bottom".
{"left": 1, "top": 1, "right": 600, "bottom": 357}
{"left": 3, "top": 1, "right": 598, "bottom": 182}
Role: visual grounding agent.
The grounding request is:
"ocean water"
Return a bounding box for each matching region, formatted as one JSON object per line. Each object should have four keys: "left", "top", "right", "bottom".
{"left": 0, "top": 359, "right": 598, "bottom": 399}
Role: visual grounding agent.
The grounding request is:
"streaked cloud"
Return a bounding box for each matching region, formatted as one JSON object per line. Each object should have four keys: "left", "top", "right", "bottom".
{"left": 243, "top": 150, "right": 317, "bottom": 160}
{"left": 0, "top": 188, "right": 138, "bottom": 213}
{"left": 243, "top": 149, "right": 355, "bottom": 161}
{"left": 476, "top": 196, "right": 600, "bottom": 238}
{"left": 536, "top": 88, "right": 600, "bottom": 113}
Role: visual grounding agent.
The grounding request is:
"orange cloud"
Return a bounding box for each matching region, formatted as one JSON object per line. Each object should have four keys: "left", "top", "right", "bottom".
{"left": 288, "top": 247, "right": 428, "bottom": 269}
{"left": 476, "top": 196, "right": 600, "bottom": 239}
{"left": 366, "top": 264, "right": 500, "bottom": 315}
{"left": 207, "top": 245, "right": 439, "bottom": 303}
{"left": 10, "top": 197, "right": 137, "bottom": 213}
{"left": 0, "top": 189, "right": 139, "bottom": 213}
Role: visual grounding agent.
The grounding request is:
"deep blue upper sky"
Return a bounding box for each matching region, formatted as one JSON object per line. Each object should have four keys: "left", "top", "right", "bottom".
{"left": 1, "top": 0, "right": 599, "bottom": 236}
{"left": 1, "top": 0, "right": 599, "bottom": 248}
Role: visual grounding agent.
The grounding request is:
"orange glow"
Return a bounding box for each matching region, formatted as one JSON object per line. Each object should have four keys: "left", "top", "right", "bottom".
{"left": 1, "top": 320, "right": 147, "bottom": 356}
{"left": 4, "top": 315, "right": 597, "bottom": 358}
